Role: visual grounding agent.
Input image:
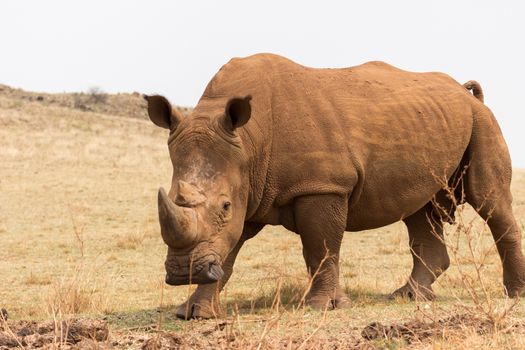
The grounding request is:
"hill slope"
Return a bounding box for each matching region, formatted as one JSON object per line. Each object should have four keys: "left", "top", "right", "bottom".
{"left": 0, "top": 84, "right": 191, "bottom": 120}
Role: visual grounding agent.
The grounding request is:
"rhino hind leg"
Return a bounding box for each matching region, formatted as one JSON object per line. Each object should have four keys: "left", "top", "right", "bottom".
{"left": 462, "top": 110, "right": 525, "bottom": 296}
{"left": 391, "top": 203, "right": 450, "bottom": 301}
{"left": 294, "top": 194, "right": 350, "bottom": 310}
{"left": 479, "top": 202, "right": 525, "bottom": 296}
{"left": 466, "top": 187, "right": 525, "bottom": 297}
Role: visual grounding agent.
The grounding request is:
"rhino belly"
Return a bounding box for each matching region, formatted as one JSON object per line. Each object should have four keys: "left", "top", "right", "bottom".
{"left": 346, "top": 150, "right": 465, "bottom": 231}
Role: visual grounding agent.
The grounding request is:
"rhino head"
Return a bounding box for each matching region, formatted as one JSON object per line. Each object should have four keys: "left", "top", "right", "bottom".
{"left": 145, "top": 94, "right": 252, "bottom": 285}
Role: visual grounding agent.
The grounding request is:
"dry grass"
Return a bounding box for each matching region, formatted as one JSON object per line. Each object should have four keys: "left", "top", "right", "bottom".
{"left": 24, "top": 273, "right": 52, "bottom": 286}
{"left": 116, "top": 230, "right": 148, "bottom": 250}
{"left": 1, "top": 86, "right": 525, "bottom": 348}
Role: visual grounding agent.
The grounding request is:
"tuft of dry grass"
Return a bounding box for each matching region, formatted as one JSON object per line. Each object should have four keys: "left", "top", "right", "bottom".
{"left": 46, "top": 264, "right": 111, "bottom": 317}
{"left": 116, "top": 230, "right": 147, "bottom": 250}
{"left": 24, "top": 272, "right": 52, "bottom": 286}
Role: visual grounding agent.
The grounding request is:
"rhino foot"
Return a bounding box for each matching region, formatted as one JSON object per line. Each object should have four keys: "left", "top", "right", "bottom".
{"left": 390, "top": 282, "right": 435, "bottom": 301}
{"left": 305, "top": 291, "right": 351, "bottom": 310}
{"left": 505, "top": 279, "right": 525, "bottom": 298}
{"left": 334, "top": 289, "right": 352, "bottom": 308}
{"left": 334, "top": 295, "right": 351, "bottom": 308}
{"left": 175, "top": 301, "right": 217, "bottom": 320}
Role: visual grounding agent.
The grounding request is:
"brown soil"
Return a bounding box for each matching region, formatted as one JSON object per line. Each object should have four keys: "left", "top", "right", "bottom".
{"left": 0, "top": 317, "right": 365, "bottom": 350}
{"left": 361, "top": 313, "right": 525, "bottom": 345}
{"left": 0, "top": 318, "right": 108, "bottom": 349}
{"left": 3, "top": 313, "right": 523, "bottom": 349}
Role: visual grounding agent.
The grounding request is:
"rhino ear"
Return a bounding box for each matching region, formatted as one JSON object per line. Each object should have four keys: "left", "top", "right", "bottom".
{"left": 144, "top": 95, "right": 182, "bottom": 130}
{"left": 223, "top": 95, "right": 252, "bottom": 131}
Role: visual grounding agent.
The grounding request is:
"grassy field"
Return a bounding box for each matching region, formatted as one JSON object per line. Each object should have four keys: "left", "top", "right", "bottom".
{"left": 1, "top": 86, "right": 525, "bottom": 349}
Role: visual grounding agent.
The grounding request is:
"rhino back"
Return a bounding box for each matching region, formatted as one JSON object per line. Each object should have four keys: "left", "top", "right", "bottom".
{"left": 200, "top": 54, "right": 477, "bottom": 229}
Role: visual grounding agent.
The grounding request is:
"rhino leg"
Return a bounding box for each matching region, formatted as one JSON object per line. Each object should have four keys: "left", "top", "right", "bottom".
{"left": 482, "top": 203, "right": 525, "bottom": 296}
{"left": 463, "top": 110, "right": 525, "bottom": 296}
{"left": 175, "top": 280, "right": 221, "bottom": 320}
{"left": 391, "top": 203, "right": 449, "bottom": 301}
{"left": 295, "top": 194, "right": 349, "bottom": 310}
{"left": 176, "top": 223, "right": 264, "bottom": 319}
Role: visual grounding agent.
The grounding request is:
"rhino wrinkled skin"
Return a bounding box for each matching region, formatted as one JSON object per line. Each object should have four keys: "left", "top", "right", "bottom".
{"left": 145, "top": 53, "right": 525, "bottom": 319}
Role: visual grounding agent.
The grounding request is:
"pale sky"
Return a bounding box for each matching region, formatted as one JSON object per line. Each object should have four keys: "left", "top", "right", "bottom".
{"left": 1, "top": 1, "right": 524, "bottom": 167}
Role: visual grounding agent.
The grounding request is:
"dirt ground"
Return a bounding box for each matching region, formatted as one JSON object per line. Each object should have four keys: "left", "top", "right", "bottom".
{"left": 1, "top": 85, "right": 525, "bottom": 349}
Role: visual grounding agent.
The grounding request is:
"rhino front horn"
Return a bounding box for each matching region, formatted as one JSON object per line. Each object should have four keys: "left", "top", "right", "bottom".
{"left": 158, "top": 187, "right": 198, "bottom": 248}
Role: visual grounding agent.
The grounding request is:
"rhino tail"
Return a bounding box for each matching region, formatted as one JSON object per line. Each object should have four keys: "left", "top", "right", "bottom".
{"left": 463, "top": 80, "right": 484, "bottom": 103}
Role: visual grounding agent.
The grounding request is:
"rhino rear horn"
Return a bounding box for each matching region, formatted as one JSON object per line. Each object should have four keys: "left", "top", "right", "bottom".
{"left": 175, "top": 180, "right": 206, "bottom": 207}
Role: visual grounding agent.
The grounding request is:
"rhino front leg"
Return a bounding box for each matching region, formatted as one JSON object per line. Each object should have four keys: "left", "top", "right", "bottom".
{"left": 294, "top": 194, "right": 350, "bottom": 310}
{"left": 176, "top": 223, "right": 264, "bottom": 319}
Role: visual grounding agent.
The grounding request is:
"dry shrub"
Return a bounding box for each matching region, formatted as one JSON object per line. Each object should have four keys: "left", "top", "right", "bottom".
{"left": 428, "top": 168, "right": 518, "bottom": 322}
{"left": 372, "top": 167, "right": 525, "bottom": 347}
{"left": 72, "top": 86, "right": 107, "bottom": 111}
{"left": 86, "top": 87, "right": 107, "bottom": 104}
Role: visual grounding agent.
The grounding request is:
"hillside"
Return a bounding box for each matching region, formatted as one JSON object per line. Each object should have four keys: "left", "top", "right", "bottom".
{"left": 0, "top": 84, "right": 191, "bottom": 120}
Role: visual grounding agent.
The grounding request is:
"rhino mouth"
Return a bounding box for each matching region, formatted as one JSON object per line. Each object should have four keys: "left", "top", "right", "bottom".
{"left": 165, "top": 261, "right": 224, "bottom": 285}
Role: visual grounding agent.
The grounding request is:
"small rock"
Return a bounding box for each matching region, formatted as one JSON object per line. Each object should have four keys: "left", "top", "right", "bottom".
{"left": 66, "top": 319, "right": 109, "bottom": 343}
{"left": 361, "top": 322, "right": 388, "bottom": 340}
{"left": 0, "top": 332, "right": 20, "bottom": 348}
{"left": 72, "top": 338, "right": 114, "bottom": 349}
{"left": 142, "top": 333, "right": 182, "bottom": 350}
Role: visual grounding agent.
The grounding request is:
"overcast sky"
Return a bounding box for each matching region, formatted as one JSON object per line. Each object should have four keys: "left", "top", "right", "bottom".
{"left": 1, "top": 1, "right": 524, "bottom": 167}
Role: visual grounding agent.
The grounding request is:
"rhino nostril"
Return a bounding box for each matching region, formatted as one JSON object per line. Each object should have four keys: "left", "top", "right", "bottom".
{"left": 165, "top": 274, "right": 176, "bottom": 286}
{"left": 164, "top": 260, "right": 223, "bottom": 285}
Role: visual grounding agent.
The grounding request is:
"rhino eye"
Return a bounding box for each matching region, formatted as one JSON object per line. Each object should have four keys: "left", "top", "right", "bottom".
{"left": 222, "top": 201, "right": 231, "bottom": 211}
